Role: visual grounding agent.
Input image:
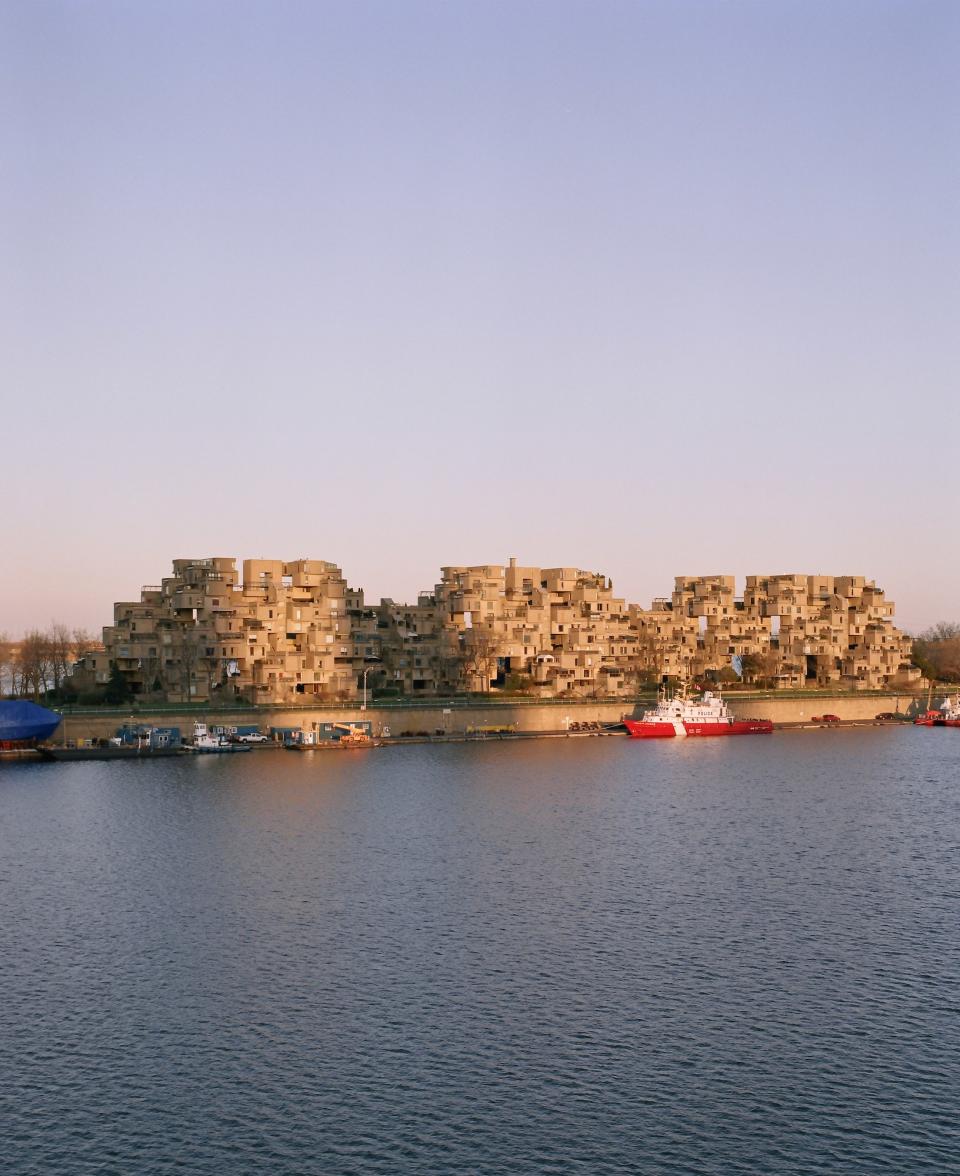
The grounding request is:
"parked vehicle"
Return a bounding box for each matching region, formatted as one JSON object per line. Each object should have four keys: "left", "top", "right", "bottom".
{"left": 875, "top": 712, "right": 900, "bottom": 721}
{"left": 812, "top": 714, "right": 841, "bottom": 724}
{"left": 236, "top": 732, "right": 269, "bottom": 744}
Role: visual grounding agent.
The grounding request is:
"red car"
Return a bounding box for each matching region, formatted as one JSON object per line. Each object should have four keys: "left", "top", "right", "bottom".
{"left": 812, "top": 714, "right": 841, "bottom": 723}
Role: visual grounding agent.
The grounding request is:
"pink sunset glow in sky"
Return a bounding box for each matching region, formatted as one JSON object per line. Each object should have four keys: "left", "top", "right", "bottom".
{"left": 3, "top": 1, "right": 958, "bottom": 637}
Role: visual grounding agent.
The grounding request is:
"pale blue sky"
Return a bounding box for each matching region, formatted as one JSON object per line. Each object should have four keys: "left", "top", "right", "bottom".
{"left": 3, "top": 0, "right": 957, "bottom": 634}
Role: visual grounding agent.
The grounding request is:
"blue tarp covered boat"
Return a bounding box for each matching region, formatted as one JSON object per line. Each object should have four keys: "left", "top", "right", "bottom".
{"left": 0, "top": 700, "right": 62, "bottom": 745}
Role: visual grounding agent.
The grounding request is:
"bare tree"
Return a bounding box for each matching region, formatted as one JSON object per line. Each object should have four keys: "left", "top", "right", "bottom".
{"left": 629, "top": 621, "right": 666, "bottom": 689}
{"left": 138, "top": 653, "right": 165, "bottom": 696}
{"left": 17, "top": 630, "right": 53, "bottom": 701}
{"left": 72, "top": 628, "right": 98, "bottom": 657}
{"left": 175, "top": 624, "right": 200, "bottom": 700}
{"left": 431, "top": 627, "right": 463, "bottom": 695}
{"left": 922, "top": 622, "right": 960, "bottom": 641}
{"left": 740, "top": 650, "right": 780, "bottom": 688}
{"left": 0, "top": 632, "right": 13, "bottom": 698}
{"left": 913, "top": 624, "right": 960, "bottom": 683}
{"left": 459, "top": 625, "right": 500, "bottom": 693}
{"left": 48, "top": 622, "right": 74, "bottom": 694}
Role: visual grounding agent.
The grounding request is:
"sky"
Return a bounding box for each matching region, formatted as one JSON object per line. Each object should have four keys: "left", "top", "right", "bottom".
{"left": 2, "top": 0, "right": 957, "bottom": 636}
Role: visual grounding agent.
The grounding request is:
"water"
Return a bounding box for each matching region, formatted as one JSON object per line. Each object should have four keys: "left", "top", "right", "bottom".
{"left": 2, "top": 730, "right": 958, "bottom": 1174}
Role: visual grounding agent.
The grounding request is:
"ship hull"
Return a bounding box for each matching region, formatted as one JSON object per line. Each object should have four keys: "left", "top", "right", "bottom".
{"left": 0, "top": 701, "right": 62, "bottom": 747}
{"left": 39, "top": 746, "right": 185, "bottom": 762}
{"left": 623, "top": 721, "right": 679, "bottom": 739}
{"left": 625, "top": 719, "right": 773, "bottom": 739}
{"left": 190, "top": 744, "right": 251, "bottom": 754}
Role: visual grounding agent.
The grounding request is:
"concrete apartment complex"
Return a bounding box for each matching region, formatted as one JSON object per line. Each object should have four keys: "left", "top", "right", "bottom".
{"left": 634, "top": 573, "right": 919, "bottom": 690}
{"left": 96, "top": 557, "right": 374, "bottom": 704}
{"left": 428, "top": 560, "right": 639, "bottom": 697}
{"left": 83, "top": 557, "right": 920, "bottom": 704}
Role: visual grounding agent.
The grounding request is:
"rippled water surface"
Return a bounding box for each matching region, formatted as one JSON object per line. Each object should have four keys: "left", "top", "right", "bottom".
{"left": 3, "top": 729, "right": 959, "bottom": 1174}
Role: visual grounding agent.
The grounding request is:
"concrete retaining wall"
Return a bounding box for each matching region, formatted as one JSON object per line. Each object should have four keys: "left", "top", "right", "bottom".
{"left": 54, "top": 692, "right": 934, "bottom": 743}
{"left": 726, "top": 694, "right": 921, "bottom": 724}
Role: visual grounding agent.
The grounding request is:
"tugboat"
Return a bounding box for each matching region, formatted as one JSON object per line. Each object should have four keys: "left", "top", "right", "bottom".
{"left": 189, "top": 721, "right": 251, "bottom": 753}
{"left": 624, "top": 685, "right": 773, "bottom": 739}
{"left": 914, "top": 695, "right": 960, "bottom": 728}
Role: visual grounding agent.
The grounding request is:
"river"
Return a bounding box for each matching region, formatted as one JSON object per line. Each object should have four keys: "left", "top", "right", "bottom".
{"left": 2, "top": 729, "right": 958, "bottom": 1174}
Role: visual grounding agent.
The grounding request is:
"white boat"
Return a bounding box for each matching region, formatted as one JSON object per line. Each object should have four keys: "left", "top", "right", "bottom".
{"left": 189, "top": 721, "right": 251, "bottom": 753}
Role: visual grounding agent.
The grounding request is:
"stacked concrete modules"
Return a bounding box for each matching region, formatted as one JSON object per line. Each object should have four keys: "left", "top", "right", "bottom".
{"left": 87, "top": 558, "right": 920, "bottom": 703}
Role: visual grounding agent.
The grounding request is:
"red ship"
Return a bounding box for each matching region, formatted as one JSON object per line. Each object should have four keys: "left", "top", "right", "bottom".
{"left": 914, "top": 694, "right": 960, "bottom": 728}
{"left": 624, "top": 688, "right": 773, "bottom": 739}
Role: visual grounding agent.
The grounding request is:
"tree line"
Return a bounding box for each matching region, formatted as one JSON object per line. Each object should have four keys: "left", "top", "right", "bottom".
{"left": 0, "top": 625, "right": 98, "bottom": 702}
{"left": 910, "top": 623, "right": 960, "bottom": 684}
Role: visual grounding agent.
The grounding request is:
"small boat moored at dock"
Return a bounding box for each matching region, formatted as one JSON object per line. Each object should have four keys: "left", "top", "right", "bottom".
{"left": 189, "top": 722, "right": 252, "bottom": 753}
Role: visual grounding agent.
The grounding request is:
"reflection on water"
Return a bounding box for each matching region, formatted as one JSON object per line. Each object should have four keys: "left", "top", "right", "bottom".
{"left": 2, "top": 730, "right": 958, "bottom": 1174}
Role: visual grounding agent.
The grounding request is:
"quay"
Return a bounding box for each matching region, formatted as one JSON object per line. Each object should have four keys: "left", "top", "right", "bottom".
{"left": 38, "top": 691, "right": 929, "bottom": 748}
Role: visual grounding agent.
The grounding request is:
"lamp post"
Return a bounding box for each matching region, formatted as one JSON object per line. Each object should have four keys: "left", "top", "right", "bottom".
{"left": 361, "top": 656, "right": 382, "bottom": 712}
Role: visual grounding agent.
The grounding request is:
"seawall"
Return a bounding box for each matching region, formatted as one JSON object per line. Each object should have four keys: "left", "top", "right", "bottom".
{"left": 52, "top": 691, "right": 933, "bottom": 743}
